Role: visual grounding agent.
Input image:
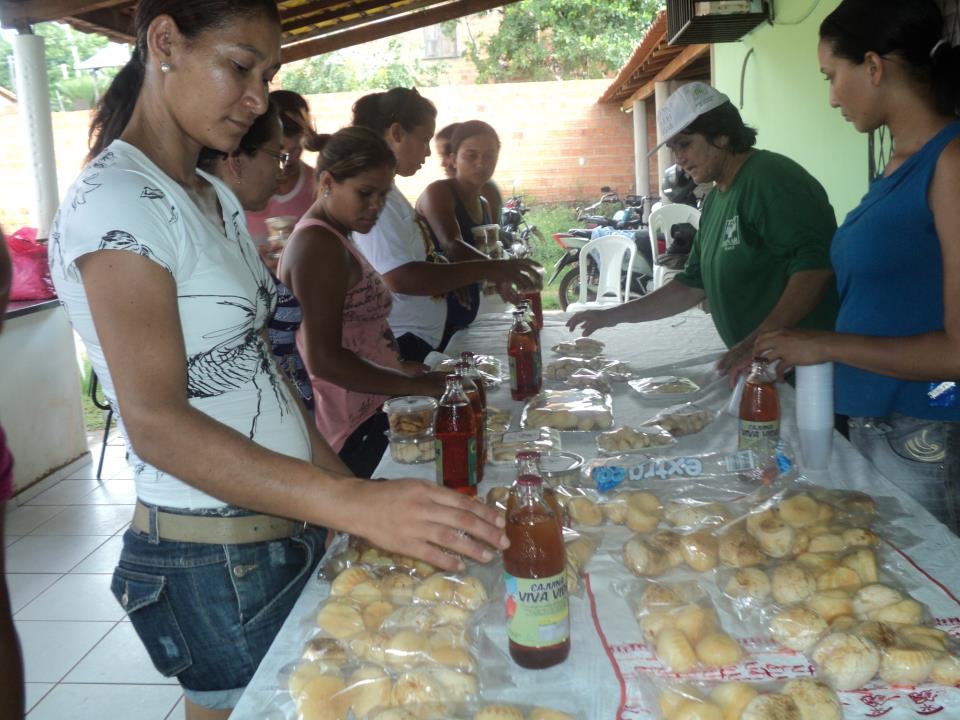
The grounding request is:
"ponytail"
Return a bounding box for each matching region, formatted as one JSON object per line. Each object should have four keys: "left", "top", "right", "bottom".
{"left": 86, "top": 51, "right": 145, "bottom": 163}
{"left": 930, "top": 43, "right": 960, "bottom": 117}
{"left": 352, "top": 87, "right": 437, "bottom": 136}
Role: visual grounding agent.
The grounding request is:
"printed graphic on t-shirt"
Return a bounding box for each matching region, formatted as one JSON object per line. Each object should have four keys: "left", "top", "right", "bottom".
{"left": 721, "top": 216, "right": 742, "bottom": 251}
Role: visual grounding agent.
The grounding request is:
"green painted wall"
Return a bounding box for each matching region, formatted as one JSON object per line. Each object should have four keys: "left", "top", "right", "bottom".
{"left": 712, "top": 0, "right": 868, "bottom": 222}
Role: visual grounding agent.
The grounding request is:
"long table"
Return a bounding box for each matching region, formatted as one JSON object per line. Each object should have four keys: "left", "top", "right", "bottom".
{"left": 231, "top": 309, "right": 960, "bottom": 719}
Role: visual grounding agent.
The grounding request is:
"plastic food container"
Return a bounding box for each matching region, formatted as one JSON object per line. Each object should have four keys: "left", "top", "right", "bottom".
{"left": 383, "top": 396, "right": 438, "bottom": 437}
{"left": 539, "top": 451, "right": 584, "bottom": 485}
{"left": 386, "top": 432, "right": 436, "bottom": 464}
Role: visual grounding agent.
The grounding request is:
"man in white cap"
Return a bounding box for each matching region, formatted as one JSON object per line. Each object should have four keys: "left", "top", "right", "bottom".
{"left": 568, "top": 81, "right": 838, "bottom": 381}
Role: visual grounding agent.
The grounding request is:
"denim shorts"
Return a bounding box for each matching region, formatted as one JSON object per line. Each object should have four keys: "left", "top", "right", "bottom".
{"left": 110, "top": 505, "right": 326, "bottom": 709}
{"left": 849, "top": 413, "right": 960, "bottom": 534}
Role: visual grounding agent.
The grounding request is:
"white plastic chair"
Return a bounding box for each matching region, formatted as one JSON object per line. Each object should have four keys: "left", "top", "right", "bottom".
{"left": 566, "top": 234, "right": 636, "bottom": 313}
{"left": 648, "top": 203, "right": 701, "bottom": 290}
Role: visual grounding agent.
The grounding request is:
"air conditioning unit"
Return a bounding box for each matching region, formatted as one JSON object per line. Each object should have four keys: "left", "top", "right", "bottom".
{"left": 667, "top": 0, "right": 770, "bottom": 45}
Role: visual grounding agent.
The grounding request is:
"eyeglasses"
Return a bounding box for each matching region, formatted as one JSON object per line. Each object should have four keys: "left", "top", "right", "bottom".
{"left": 261, "top": 148, "right": 291, "bottom": 171}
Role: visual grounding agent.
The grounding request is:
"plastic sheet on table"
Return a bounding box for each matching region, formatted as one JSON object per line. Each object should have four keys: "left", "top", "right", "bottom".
{"left": 628, "top": 375, "right": 703, "bottom": 401}
{"left": 488, "top": 428, "right": 562, "bottom": 465}
{"left": 596, "top": 424, "right": 677, "bottom": 456}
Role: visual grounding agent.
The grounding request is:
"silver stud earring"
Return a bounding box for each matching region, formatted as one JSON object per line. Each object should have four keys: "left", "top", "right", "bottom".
{"left": 160, "top": 62, "right": 171, "bottom": 73}
{"left": 323, "top": 189, "right": 330, "bottom": 199}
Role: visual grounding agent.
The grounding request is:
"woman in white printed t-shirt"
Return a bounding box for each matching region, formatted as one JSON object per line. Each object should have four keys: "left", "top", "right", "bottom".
{"left": 47, "top": 2, "right": 508, "bottom": 717}
{"left": 351, "top": 88, "right": 542, "bottom": 362}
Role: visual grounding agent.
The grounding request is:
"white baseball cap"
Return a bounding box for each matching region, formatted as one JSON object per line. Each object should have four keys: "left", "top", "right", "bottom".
{"left": 649, "top": 82, "right": 731, "bottom": 156}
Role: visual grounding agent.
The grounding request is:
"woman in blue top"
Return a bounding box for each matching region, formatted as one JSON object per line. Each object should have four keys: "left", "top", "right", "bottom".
{"left": 757, "top": 0, "right": 960, "bottom": 531}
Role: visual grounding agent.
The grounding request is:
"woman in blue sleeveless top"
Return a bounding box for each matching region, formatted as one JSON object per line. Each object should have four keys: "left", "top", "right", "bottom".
{"left": 757, "top": 0, "right": 960, "bottom": 532}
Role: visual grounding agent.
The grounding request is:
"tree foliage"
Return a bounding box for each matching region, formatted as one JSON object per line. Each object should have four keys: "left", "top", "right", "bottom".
{"left": 466, "top": 0, "right": 664, "bottom": 82}
{"left": 278, "top": 40, "right": 445, "bottom": 95}
{"left": 0, "top": 22, "right": 114, "bottom": 109}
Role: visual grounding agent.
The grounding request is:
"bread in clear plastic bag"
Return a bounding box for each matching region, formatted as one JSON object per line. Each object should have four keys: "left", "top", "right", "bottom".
{"left": 563, "top": 367, "right": 612, "bottom": 394}
{"left": 436, "top": 354, "right": 503, "bottom": 386}
{"left": 597, "top": 424, "right": 676, "bottom": 455}
{"left": 521, "top": 388, "right": 613, "bottom": 432}
{"left": 485, "top": 406, "right": 513, "bottom": 435}
{"left": 488, "top": 428, "right": 561, "bottom": 464}
{"left": 550, "top": 336, "right": 605, "bottom": 358}
{"left": 647, "top": 678, "right": 841, "bottom": 720}
{"left": 627, "top": 580, "right": 743, "bottom": 672}
{"left": 543, "top": 356, "right": 598, "bottom": 381}
{"left": 642, "top": 403, "right": 715, "bottom": 437}
{"left": 363, "top": 701, "right": 578, "bottom": 720}
{"left": 628, "top": 375, "right": 702, "bottom": 400}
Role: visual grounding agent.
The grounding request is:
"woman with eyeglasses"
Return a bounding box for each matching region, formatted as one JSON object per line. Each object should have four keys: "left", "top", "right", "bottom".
{"left": 198, "top": 101, "right": 314, "bottom": 413}
{"left": 244, "top": 90, "right": 317, "bottom": 267}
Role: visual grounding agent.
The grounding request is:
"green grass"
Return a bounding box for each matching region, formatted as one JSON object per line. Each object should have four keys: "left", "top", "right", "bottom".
{"left": 522, "top": 202, "right": 579, "bottom": 310}
{"left": 80, "top": 355, "right": 108, "bottom": 432}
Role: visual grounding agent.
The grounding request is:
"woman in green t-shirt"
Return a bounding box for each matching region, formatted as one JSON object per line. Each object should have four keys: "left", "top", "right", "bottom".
{"left": 567, "top": 82, "right": 838, "bottom": 382}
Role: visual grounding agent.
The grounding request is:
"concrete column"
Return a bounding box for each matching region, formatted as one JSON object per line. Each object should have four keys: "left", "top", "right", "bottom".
{"left": 654, "top": 81, "right": 672, "bottom": 199}
{"left": 13, "top": 32, "right": 59, "bottom": 238}
{"left": 632, "top": 98, "right": 650, "bottom": 197}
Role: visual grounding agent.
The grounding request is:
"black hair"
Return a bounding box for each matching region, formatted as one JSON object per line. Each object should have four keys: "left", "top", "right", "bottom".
{"left": 681, "top": 102, "right": 758, "bottom": 154}
{"left": 87, "top": 0, "right": 281, "bottom": 163}
{"left": 196, "top": 100, "right": 281, "bottom": 172}
{"left": 306, "top": 126, "right": 397, "bottom": 183}
{"left": 351, "top": 87, "right": 438, "bottom": 136}
{"left": 270, "top": 89, "right": 313, "bottom": 138}
{"left": 435, "top": 122, "right": 460, "bottom": 157}
{"left": 449, "top": 120, "right": 500, "bottom": 155}
{"left": 820, "top": 0, "right": 960, "bottom": 117}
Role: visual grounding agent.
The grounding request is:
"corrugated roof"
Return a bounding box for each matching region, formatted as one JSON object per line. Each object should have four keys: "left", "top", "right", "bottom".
{"left": 0, "top": 0, "right": 517, "bottom": 60}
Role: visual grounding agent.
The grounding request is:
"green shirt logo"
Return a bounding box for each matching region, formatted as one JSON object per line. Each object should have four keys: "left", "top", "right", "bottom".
{"left": 722, "top": 216, "right": 741, "bottom": 250}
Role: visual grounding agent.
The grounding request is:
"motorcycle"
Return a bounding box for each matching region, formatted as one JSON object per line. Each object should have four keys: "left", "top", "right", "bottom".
{"left": 499, "top": 195, "right": 545, "bottom": 257}
{"left": 549, "top": 169, "right": 700, "bottom": 310}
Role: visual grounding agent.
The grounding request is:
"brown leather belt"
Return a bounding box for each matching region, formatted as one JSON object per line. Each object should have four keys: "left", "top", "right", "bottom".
{"left": 131, "top": 501, "right": 301, "bottom": 544}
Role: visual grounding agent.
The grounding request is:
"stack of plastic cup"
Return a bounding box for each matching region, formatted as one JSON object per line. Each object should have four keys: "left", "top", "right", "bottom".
{"left": 795, "top": 363, "right": 834, "bottom": 470}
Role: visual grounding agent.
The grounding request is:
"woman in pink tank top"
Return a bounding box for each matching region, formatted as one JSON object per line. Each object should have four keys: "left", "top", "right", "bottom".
{"left": 279, "top": 127, "right": 446, "bottom": 477}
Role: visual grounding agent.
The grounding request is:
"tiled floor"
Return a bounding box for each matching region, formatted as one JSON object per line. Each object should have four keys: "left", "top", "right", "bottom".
{"left": 4, "top": 438, "right": 186, "bottom": 719}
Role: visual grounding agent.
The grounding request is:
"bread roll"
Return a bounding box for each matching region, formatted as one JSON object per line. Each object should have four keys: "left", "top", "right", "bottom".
{"left": 930, "top": 654, "right": 960, "bottom": 685}
{"left": 740, "top": 694, "right": 800, "bottom": 720}
{"left": 779, "top": 495, "right": 821, "bottom": 528}
{"left": 623, "top": 536, "right": 667, "bottom": 577}
{"left": 781, "top": 678, "right": 842, "bottom": 720}
{"left": 568, "top": 496, "right": 603, "bottom": 526}
{"left": 853, "top": 584, "right": 903, "bottom": 619}
{"left": 656, "top": 627, "right": 699, "bottom": 672}
{"left": 725, "top": 567, "right": 772, "bottom": 602}
{"left": 681, "top": 531, "right": 719, "bottom": 572}
{"left": 709, "top": 682, "right": 758, "bottom": 720}
{"left": 718, "top": 527, "right": 766, "bottom": 568}
{"left": 879, "top": 645, "right": 935, "bottom": 685}
{"left": 870, "top": 598, "right": 924, "bottom": 625}
{"left": 344, "top": 665, "right": 391, "bottom": 718}
{"left": 772, "top": 563, "right": 816, "bottom": 605}
{"left": 695, "top": 632, "right": 743, "bottom": 667}
{"left": 316, "top": 601, "right": 365, "bottom": 640}
{"left": 811, "top": 632, "right": 880, "bottom": 691}
{"left": 770, "top": 607, "right": 828, "bottom": 652}
{"left": 806, "top": 589, "right": 854, "bottom": 623}
{"left": 674, "top": 604, "right": 719, "bottom": 644}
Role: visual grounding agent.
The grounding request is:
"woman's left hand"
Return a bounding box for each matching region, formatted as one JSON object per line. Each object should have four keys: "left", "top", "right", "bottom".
{"left": 754, "top": 329, "right": 832, "bottom": 377}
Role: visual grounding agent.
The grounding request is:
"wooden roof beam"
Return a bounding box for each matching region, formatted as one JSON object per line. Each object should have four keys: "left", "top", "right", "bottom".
{"left": 0, "top": 0, "right": 128, "bottom": 28}
{"left": 620, "top": 43, "right": 709, "bottom": 110}
{"left": 283, "top": 0, "right": 439, "bottom": 35}
{"left": 282, "top": 0, "right": 519, "bottom": 61}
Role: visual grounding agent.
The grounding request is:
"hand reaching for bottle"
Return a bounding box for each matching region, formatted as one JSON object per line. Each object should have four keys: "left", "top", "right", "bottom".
{"left": 348, "top": 479, "right": 509, "bottom": 572}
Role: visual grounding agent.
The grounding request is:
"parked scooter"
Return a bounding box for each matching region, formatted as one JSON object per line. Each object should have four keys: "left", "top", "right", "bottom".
{"left": 499, "top": 195, "right": 545, "bottom": 257}
{"left": 550, "top": 168, "right": 699, "bottom": 310}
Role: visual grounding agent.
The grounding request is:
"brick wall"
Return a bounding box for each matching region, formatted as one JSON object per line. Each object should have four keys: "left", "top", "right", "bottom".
{"left": 0, "top": 79, "right": 636, "bottom": 232}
